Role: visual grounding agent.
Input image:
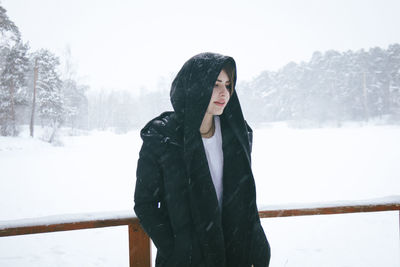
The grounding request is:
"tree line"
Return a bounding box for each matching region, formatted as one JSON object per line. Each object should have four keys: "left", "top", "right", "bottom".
{"left": 2, "top": 4, "right": 399, "bottom": 139}
{"left": 1, "top": 5, "right": 173, "bottom": 139}
{"left": 89, "top": 45, "right": 400, "bottom": 131}
{"left": 0, "top": 6, "right": 88, "bottom": 141}
{"left": 238, "top": 44, "right": 400, "bottom": 127}
{"left": 86, "top": 44, "right": 400, "bottom": 132}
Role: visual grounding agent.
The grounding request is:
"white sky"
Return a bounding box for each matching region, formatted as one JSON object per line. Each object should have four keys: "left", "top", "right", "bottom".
{"left": 2, "top": 0, "right": 400, "bottom": 93}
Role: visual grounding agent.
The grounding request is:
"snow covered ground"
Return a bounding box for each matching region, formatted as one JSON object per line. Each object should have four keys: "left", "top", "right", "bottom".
{"left": 0, "top": 123, "right": 399, "bottom": 266}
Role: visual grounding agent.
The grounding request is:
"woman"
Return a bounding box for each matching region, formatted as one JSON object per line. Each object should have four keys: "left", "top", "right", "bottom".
{"left": 134, "top": 52, "right": 271, "bottom": 267}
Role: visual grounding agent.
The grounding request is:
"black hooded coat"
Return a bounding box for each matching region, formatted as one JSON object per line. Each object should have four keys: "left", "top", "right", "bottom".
{"left": 134, "top": 52, "right": 270, "bottom": 267}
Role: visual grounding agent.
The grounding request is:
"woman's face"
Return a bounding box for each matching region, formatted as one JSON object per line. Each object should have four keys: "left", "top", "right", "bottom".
{"left": 205, "top": 69, "right": 231, "bottom": 116}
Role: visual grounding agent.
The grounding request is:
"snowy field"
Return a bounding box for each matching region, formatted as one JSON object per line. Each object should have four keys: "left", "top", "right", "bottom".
{"left": 0, "top": 123, "right": 399, "bottom": 266}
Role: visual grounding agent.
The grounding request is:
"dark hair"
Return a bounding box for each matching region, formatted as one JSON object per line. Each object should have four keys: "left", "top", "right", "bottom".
{"left": 221, "top": 61, "right": 236, "bottom": 95}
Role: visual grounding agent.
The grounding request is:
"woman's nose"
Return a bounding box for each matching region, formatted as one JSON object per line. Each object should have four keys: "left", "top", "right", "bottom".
{"left": 219, "top": 85, "right": 228, "bottom": 95}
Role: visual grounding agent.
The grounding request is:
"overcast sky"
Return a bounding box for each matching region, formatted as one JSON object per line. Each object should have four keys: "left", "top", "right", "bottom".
{"left": 2, "top": 0, "right": 400, "bottom": 93}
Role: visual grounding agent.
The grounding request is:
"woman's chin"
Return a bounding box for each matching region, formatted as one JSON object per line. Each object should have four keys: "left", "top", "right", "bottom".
{"left": 212, "top": 108, "right": 224, "bottom": 116}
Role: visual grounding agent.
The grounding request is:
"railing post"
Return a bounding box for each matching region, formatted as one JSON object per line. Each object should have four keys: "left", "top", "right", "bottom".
{"left": 129, "top": 222, "right": 151, "bottom": 267}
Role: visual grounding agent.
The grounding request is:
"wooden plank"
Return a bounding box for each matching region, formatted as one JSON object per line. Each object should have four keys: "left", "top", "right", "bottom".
{"left": 0, "top": 217, "right": 138, "bottom": 237}
{"left": 129, "top": 223, "right": 151, "bottom": 267}
{"left": 258, "top": 204, "right": 400, "bottom": 218}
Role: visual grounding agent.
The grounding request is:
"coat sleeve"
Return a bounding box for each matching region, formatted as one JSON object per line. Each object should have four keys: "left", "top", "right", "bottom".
{"left": 245, "top": 120, "right": 270, "bottom": 266}
{"left": 134, "top": 143, "right": 174, "bottom": 257}
{"left": 249, "top": 222, "right": 271, "bottom": 267}
{"left": 245, "top": 120, "right": 253, "bottom": 154}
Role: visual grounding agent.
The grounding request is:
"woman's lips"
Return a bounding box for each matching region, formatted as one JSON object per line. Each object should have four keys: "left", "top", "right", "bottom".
{"left": 214, "top": 101, "right": 225, "bottom": 107}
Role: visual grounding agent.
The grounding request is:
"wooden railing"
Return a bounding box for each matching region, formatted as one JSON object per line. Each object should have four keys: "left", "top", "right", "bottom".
{"left": 0, "top": 211, "right": 151, "bottom": 267}
{"left": 1, "top": 196, "right": 399, "bottom": 267}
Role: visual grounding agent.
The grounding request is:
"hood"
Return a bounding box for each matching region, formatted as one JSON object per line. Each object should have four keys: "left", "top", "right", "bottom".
{"left": 170, "top": 52, "right": 251, "bottom": 164}
{"left": 170, "top": 52, "right": 236, "bottom": 129}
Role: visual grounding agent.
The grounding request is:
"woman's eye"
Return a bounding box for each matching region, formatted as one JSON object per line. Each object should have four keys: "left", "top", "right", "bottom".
{"left": 214, "top": 84, "right": 218, "bottom": 87}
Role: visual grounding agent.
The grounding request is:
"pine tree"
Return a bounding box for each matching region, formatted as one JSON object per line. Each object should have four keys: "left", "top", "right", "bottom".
{"left": 0, "top": 42, "right": 30, "bottom": 136}
{"left": 367, "top": 47, "right": 387, "bottom": 118}
{"left": 60, "top": 46, "right": 88, "bottom": 130}
{"left": 31, "top": 49, "right": 63, "bottom": 142}
{"left": 62, "top": 78, "right": 88, "bottom": 129}
{"left": 0, "top": 5, "right": 21, "bottom": 46}
{"left": 387, "top": 44, "right": 400, "bottom": 118}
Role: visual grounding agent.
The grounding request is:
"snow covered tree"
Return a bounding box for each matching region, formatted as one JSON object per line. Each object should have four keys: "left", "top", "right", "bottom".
{"left": 240, "top": 44, "right": 400, "bottom": 126}
{"left": 386, "top": 44, "right": 400, "bottom": 118}
{"left": 62, "top": 78, "right": 88, "bottom": 129}
{"left": 60, "top": 46, "right": 89, "bottom": 130}
{"left": 0, "top": 41, "right": 30, "bottom": 136}
{"left": 31, "top": 49, "right": 64, "bottom": 142}
{"left": 111, "top": 90, "right": 139, "bottom": 133}
{"left": 0, "top": 5, "right": 29, "bottom": 136}
{"left": 0, "top": 5, "right": 20, "bottom": 47}
{"left": 277, "top": 61, "right": 305, "bottom": 122}
{"left": 366, "top": 47, "right": 388, "bottom": 118}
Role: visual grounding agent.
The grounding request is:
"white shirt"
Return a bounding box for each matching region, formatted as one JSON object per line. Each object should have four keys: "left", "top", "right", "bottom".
{"left": 201, "top": 116, "right": 224, "bottom": 210}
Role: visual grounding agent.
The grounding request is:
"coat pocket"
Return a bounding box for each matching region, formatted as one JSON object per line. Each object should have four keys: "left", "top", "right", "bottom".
{"left": 190, "top": 231, "right": 205, "bottom": 266}
{"left": 163, "top": 229, "right": 191, "bottom": 267}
